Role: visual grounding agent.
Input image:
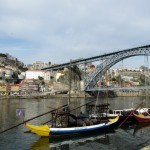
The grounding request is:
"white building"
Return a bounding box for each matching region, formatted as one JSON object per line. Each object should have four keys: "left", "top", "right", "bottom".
{"left": 25, "top": 70, "right": 51, "bottom": 81}
{"left": 0, "top": 68, "right": 14, "bottom": 78}
{"left": 55, "top": 72, "right": 64, "bottom": 82}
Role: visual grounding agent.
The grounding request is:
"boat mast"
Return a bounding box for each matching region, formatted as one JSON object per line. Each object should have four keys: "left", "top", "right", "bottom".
{"left": 68, "top": 60, "right": 72, "bottom": 107}
{"left": 145, "top": 55, "right": 149, "bottom": 102}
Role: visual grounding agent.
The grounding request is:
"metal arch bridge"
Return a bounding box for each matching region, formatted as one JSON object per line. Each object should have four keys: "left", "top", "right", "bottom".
{"left": 42, "top": 45, "right": 150, "bottom": 91}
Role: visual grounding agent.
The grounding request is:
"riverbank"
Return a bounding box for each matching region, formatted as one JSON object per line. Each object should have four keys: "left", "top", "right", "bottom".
{"left": 116, "top": 90, "right": 150, "bottom": 97}
{"left": 0, "top": 90, "right": 149, "bottom": 99}
{"left": 0, "top": 91, "right": 93, "bottom": 99}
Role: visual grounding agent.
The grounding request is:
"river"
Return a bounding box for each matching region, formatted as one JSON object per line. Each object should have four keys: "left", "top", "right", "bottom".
{"left": 0, "top": 97, "right": 149, "bottom": 150}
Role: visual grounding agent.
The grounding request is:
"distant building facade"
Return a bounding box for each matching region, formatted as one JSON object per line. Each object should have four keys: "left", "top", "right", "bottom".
{"left": 0, "top": 80, "right": 40, "bottom": 95}
{"left": 27, "top": 61, "right": 51, "bottom": 70}
{"left": 108, "top": 68, "right": 143, "bottom": 86}
{"left": 24, "top": 70, "right": 51, "bottom": 81}
{"left": 19, "top": 79, "right": 39, "bottom": 94}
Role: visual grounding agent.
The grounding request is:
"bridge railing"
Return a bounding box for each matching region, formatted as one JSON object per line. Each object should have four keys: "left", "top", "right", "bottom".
{"left": 86, "top": 86, "right": 150, "bottom": 91}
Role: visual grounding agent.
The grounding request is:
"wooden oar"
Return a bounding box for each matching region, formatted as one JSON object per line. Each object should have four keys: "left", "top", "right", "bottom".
{"left": 0, "top": 99, "right": 97, "bottom": 134}
{"left": 41, "top": 106, "right": 65, "bottom": 125}
{"left": 24, "top": 106, "right": 59, "bottom": 133}
{"left": 0, "top": 104, "right": 67, "bottom": 134}
{"left": 118, "top": 100, "right": 144, "bottom": 128}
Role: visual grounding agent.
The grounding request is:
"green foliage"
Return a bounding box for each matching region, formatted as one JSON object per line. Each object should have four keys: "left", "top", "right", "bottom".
{"left": 114, "top": 75, "right": 123, "bottom": 83}
{"left": 38, "top": 76, "right": 44, "bottom": 80}
{"left": 112, "top": 77, "right": 116, "bottom": 81}
{"left": 38, "top": 76, "right": 45, "bottom": 85}
{"left": 139, "top": 74, "right": 145, "bottom": 85}
{"left": 5, "top": 78, "right": 9, "bottom": 83}
{"left": 12, "top": 72, "right": 18, "bottom": 79}
{"left": 18, "top": 66, "right": 28, "bottom": 72}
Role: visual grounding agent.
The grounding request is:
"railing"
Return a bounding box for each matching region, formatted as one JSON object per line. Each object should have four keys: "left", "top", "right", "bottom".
{"left": 86, "top": 86, "right": 150, "bottom": 91}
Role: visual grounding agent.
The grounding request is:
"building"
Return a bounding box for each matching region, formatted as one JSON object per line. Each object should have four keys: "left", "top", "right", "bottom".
{"left": 24, "top": 70, "right": 51, "bottom": 81}
{"left": 107, "top": 68, "right": 143, "bottom": 86}
{"left": 55, "top": 71, "right": 64, "bottom": 82}
{"left": 0, "top": 68, "right": 14, "bottom": 80}
{"left": 19, "top": 79, "right": 39, "bottom": 94}
{"left": 27, "top": 61, "right": 50, "bottom": 70}
{"left": 0, "top": 84, "right": 20, "bottom": 95}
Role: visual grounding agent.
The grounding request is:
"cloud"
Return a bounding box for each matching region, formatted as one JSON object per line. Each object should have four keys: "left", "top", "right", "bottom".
{"left": 0, "top": 0, "right": 150, "bottom": 67}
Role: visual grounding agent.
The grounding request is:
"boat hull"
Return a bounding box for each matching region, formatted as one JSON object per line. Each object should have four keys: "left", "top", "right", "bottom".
{"left": 50, "top": 122, "right": 115, "bottom": 135}
{"left": 133, "top": 114, "right": 150, "bottom": 123}
{"left": 25, "top": 116, "right": 119, "bottom": 137}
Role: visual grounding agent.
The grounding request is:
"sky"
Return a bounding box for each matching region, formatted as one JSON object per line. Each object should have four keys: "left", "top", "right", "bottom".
{"left": 0, "top": 0, "right": 150, "bottom": 68}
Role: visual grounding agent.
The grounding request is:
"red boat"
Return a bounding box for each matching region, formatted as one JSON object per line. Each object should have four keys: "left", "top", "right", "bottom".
{"left": 133, "top": 113, "right": 150, "bottom": 123}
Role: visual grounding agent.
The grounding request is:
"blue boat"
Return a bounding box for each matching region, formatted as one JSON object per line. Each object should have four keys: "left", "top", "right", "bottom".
{"left": 24, "top": 116, "right": 119, "bottom": 137}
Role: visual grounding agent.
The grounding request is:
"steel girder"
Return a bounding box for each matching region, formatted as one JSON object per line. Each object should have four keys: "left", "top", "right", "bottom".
{"left": 84, "top": 47, "right": 150, "bottom": 90}
{"left": 42, "top": 45, "right": 150, "bottom": 70}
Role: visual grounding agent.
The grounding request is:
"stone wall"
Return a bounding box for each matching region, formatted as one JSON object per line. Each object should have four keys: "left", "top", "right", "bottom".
{"left": 116, "top": 90, "right": 150, "bottom": 97}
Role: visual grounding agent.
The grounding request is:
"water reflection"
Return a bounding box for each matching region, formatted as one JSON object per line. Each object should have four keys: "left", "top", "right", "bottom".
{"left": 30, "top": 132, "right": 112, "bottom": 150}
{"left": 133, "top": 123, "right": 150, "bottom": 136}
{"left": 30, "top": 137, "right": 49, "bottom": 150}
{"left": 0, "top": 99, "right": 20, "bottom": 130}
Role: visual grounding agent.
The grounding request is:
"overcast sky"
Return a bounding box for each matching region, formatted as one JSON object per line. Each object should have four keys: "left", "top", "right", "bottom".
{"left": 0, "top": 0, "right": 150, "bottom": 68}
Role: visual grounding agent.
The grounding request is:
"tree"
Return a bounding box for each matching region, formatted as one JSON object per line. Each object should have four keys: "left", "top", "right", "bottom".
{"left": 115, "top": 75, "right": 123, "bottom": 85}
{"left": 12, "top": 72, "right": 18, "bottom": 79}
{"left": 38, "top": 76, "right": 45, "bottom": 85}
{"left": 38, "top": 76, "right": 44, "bottom": 80}
{"left": 112, "top": 77, "right": 116, "bottom": 82}
{"left": 139, "top": 74, "right": 145, "bottom": 86}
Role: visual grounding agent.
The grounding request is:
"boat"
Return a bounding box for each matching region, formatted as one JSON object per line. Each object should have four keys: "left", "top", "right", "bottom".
{"left": 24, "top": 66, "right": 119, "bottom": 137}
{"left": 101, "top": 108, "right": 134, "bottom": 117}
{"left": 98, "top": 106, "right": 149, "bottom": 120}
{"left": 24, "top": 100, "right": 119, "bottom": 137}
{"left": 24, "top": 115, "right": 119, "bottom": 137}
{"left": 133, "top": 113, "right": 150, "bottom": 123}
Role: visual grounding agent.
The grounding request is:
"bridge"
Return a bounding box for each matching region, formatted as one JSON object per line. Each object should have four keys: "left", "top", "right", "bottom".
{"left": 87, "top": 86, "right": 150, "bottom": 92}
{"left": 42, "top": 45, "right": 150, "bottom": 91}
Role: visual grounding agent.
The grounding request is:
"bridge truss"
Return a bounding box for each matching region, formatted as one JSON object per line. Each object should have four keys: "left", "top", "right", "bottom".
{"left": 42, "top": 45, "right": 150, "bottom": 91}
{"left": 85, "top": 45, "right": 150, "bottom": 90}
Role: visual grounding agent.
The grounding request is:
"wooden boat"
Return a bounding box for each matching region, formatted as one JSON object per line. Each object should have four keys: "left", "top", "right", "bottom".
{"left": 24, "top": 115, "right": 119, "bottom": 137}
{"left": 24, "top": 67, "right": 120, "bottom": 137}
{"left": 88, "top": 105, "right": 133, "bottom": 120}
{"left": 97, "top": 107, "right": 150, "bottom": 121}
{"left": 133, "top": 113, "right": 150, "bottom": 123}
{"left": 103, "top": 108, "right": 134, "bottom": 117}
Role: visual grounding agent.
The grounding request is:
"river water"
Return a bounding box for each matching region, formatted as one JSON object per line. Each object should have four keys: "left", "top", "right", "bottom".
{"left": 0, "top": 97, "right": 149, "bottom": 150}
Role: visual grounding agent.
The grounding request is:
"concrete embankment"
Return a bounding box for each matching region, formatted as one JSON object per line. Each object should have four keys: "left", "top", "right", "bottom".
{"left": 116, "top": 90, "right": 150, "bottom": 97}
{"left": 1, "top": 90, "right": 149, "bottom": 99}
{"left": 0, "top": 91, "right": 93, "bottom": 99}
